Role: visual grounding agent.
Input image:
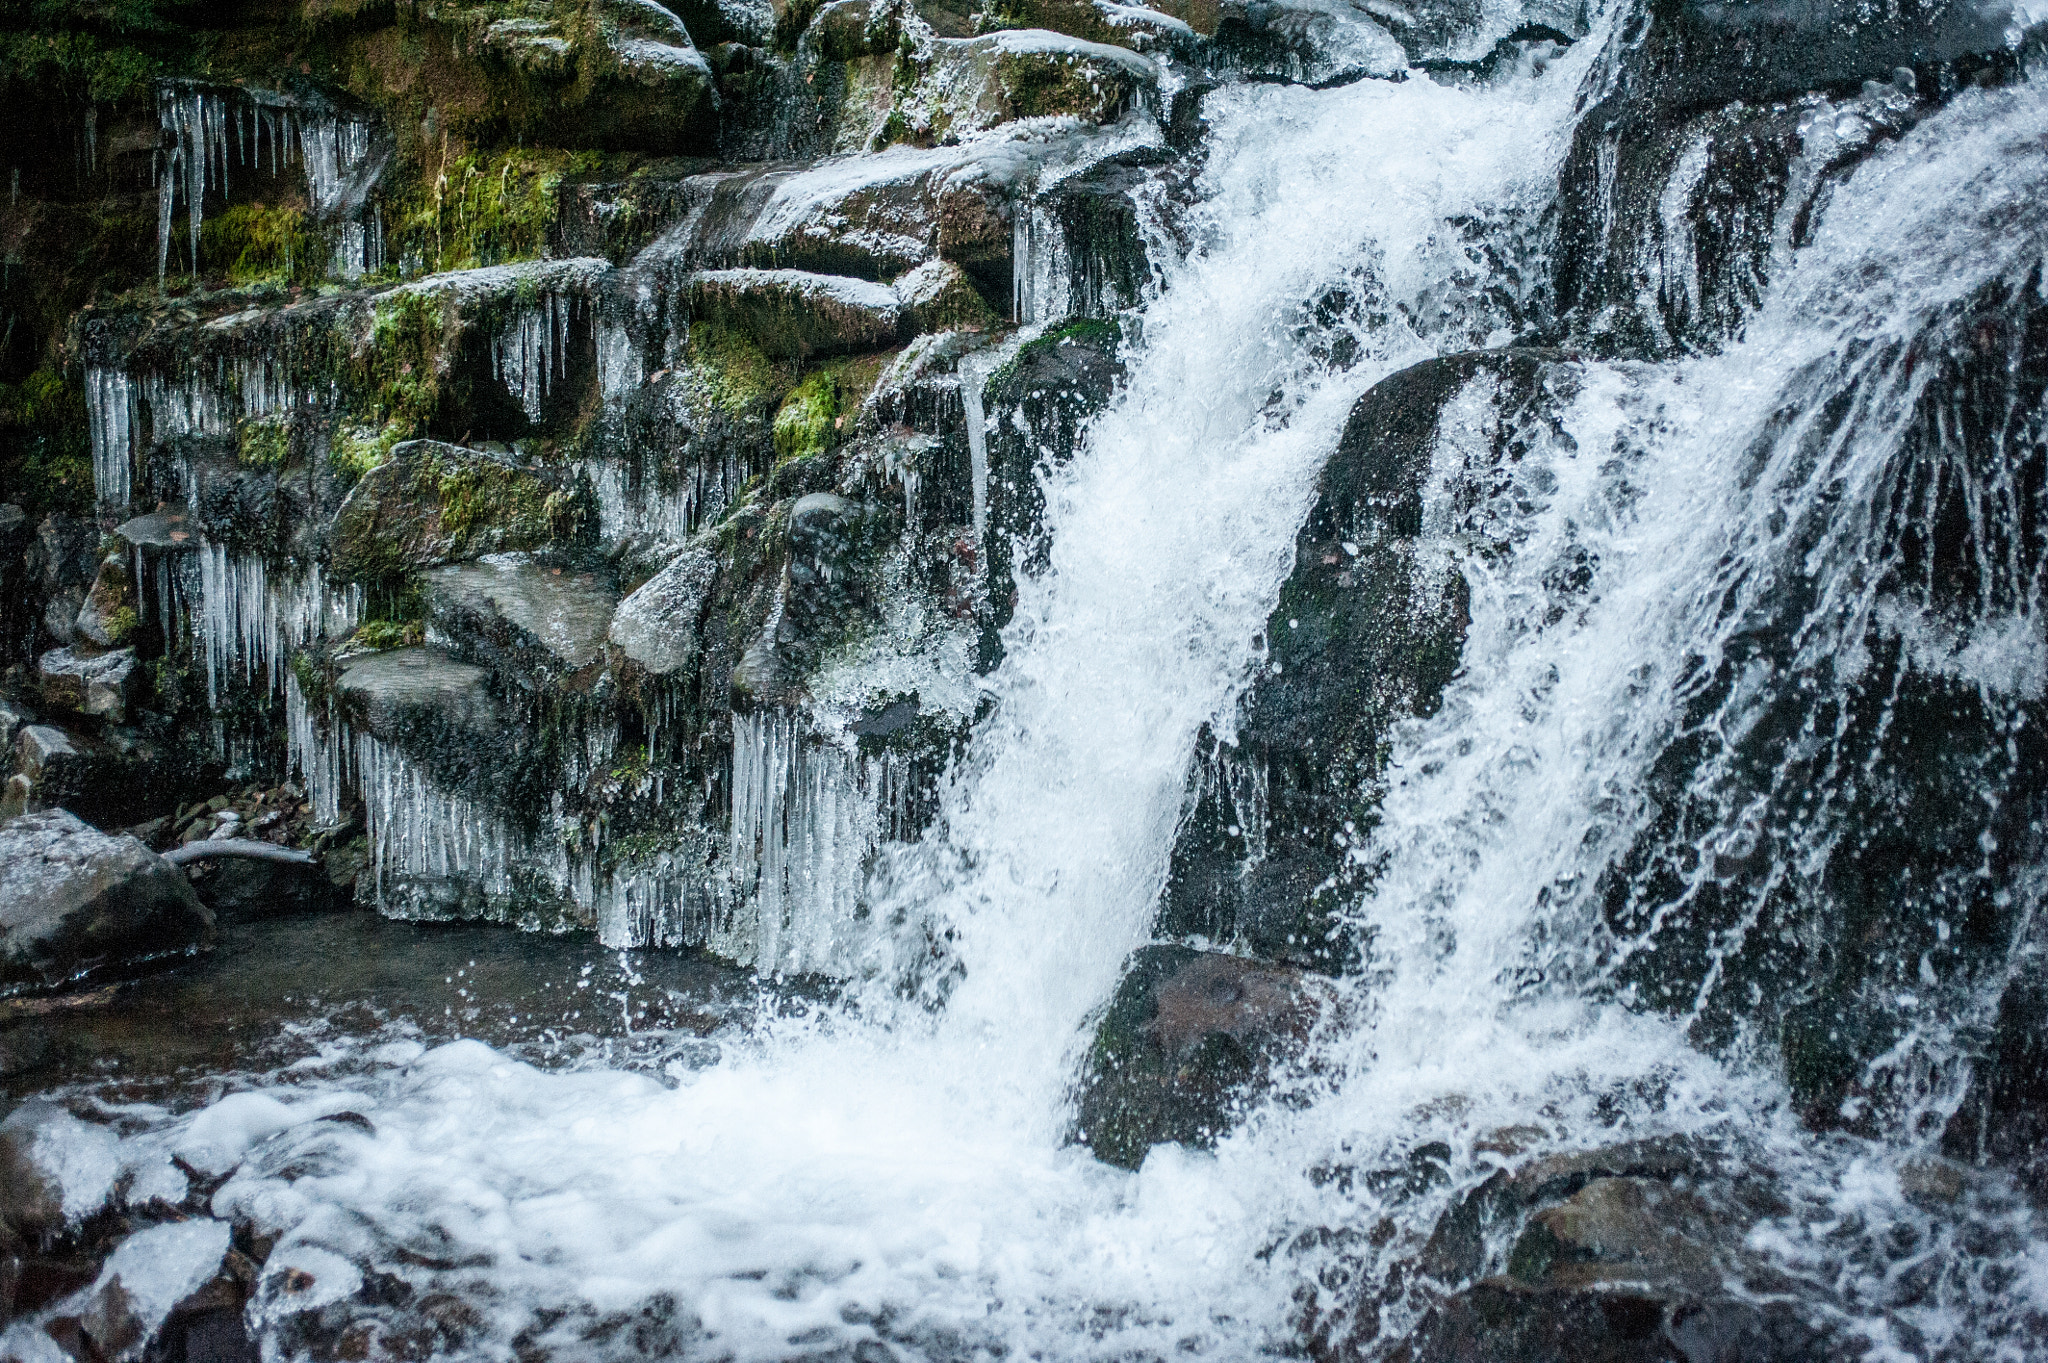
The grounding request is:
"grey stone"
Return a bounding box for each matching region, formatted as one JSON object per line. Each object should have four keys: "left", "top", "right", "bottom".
{"left": 423, "top": 553, "right": 620, "bottom": 676}
{"left": 328, "top": 442, "right": 587, "bottom": 586}
{"left": 1075, "top": 945, "right": 1328, "bottom": 1169}
{"left": 114, "top": 506, "right": 200, "bottom": 553}
{"left": 74, "top": 555, "right": 138, "bottom": 649}
{"left": 336, "top": 647, "right": 499, "bottom": 743}
{"left": 38, "top": 645, "right": 142, "bottom": 724}
{"left": 0, "top": 698, "right": 34, "bottom": 749}
{"left": 0, "top": 809, "right": 213, "bottom": 992}
{"left": 610, "top": 546, "right": 719, "bottom": 676}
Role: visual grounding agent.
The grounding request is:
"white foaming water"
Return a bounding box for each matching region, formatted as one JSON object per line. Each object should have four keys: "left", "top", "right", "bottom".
{"left": 147, "top": 43, "right": 1610, "bottom": 1360}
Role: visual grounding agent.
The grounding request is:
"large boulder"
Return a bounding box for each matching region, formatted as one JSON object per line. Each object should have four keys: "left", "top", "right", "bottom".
{"left": 36, "top": 647, "right": 141, "bottom": 725}
{"left": 328, "top": 442, "right": 588, "bottom": 586}
{"left": 1157, "top": 351, "right": 1570, "bottom": 965}
{"left": 423, "top": 553, "right": 620, "bottom": 686}
{"left": 1073, "top": 945, "right": 1328, "bottom": 1169}
{"left": 609, "top": 545, "right": 720, "bottom": 677}
{"left": 0, "top": 810, "right": 213, "bottom": 992}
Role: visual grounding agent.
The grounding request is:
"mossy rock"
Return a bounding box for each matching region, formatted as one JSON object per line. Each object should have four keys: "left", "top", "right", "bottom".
{"left": 328, "top": 440, "right": 589, "bottom": 585}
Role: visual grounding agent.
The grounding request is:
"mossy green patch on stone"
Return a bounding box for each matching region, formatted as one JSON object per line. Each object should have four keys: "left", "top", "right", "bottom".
{"left": 238, "top": 415, "right": 291, "bottom": 469}
{"left": 684, "top": 321, "right": 783, "bottom": 417}
{"left": 348, "top": 618, "right": 426, "bottom": 651}
{"left": 0, "top": 367, "right": 93, "bottom": 518}
{"left": 201, "top": 204, "right": 324, "bottom": 287}
{"left": 394, "top": 146, "right": 578, "bottom": 274}
{"left": 772, "top": 371, "right": 839, "bottom": 462}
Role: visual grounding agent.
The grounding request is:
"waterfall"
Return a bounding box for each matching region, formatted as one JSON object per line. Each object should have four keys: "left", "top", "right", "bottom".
{"left": 97, "top": 18, "right": 2048, "bottom": 1362}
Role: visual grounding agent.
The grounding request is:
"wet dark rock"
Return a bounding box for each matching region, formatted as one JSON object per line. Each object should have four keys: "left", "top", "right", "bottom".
{"left": 37, "top": 646, "right": 141, "bottom": 725}
{"left": 1943, "top": 949, "right": 2048, "bottom": 1197}
{"left": 10, "top": 724, "right": 165, "bottom": 830}
{"left": 423, "top": 553, "right": 620, "bottom": 685}
{"left": 328, "top": 442, "right": 588, "bottom": 587}
{"left": 186, "top": 857, "right": 344, "bottom": 921}
{"left": 1160, "top": 351, "right": 1571, "bottom": 966}
{"left": 610, "top": 546, "right": 720, "bottom": 677}
{"left": 0, "top": 810, "right": 214, "bottom": 993}
{"left": 1074, "top": 945, "right": 1327, "bottom": 1169}
{"left": 1599, "top": 264, "right": 2048, "bottom": 1135}
{"left": 979, "top": 320, "right": 1126, "bottom": 664}
{"left": 733, "top": 493, "right": 887, "bottom": 707}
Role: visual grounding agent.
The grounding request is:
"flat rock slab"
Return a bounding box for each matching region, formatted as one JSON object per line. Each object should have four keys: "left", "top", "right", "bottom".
{"left": 337, "top": 647, "right": 498, "bottom": 741}
{"left": 424, "top": 553, "right": 619, "bottom": 673}
{"left": 683, "top": 269, "right": 906, "bottom": 359}
{"left": 114, "top": 507, "right": 199, "bottom": 553}
{"left": 0, "top": 810, "right": 213, "bottom": 993}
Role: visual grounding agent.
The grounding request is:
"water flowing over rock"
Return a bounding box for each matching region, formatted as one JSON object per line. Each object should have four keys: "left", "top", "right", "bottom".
{"left": 6, "top": 0, "right": 2048, "bottom": 1355}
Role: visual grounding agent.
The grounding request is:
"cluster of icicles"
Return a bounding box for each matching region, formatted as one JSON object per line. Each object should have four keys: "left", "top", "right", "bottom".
{"left": 155, "top": 80, "right": 385, "bottom": 283}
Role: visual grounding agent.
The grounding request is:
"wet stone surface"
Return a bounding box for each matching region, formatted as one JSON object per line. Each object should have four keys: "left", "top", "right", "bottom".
{"left": 0, "top": 910, "right": 760, "bottom": 1108}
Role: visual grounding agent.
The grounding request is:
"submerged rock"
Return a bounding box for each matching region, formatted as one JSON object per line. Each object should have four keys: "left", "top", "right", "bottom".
{"left": 1074, "top": 945, "right": 1327, "bottom": 1169}
{"left": 0, "top": 810, "right": 213, "bottom": 993}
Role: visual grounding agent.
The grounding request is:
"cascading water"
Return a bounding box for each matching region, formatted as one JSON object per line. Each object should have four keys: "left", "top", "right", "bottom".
{"left": 45, "top": 15, "right": 2048, "bottom": 1363}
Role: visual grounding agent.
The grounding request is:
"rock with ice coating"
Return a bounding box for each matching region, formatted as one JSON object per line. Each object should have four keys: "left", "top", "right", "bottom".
{"left": 895, "top": 259, "right": 997, "bottom": 333}
{"left": 55, "top": 1219, "right": 234, "bottom": 1362}
{"left": 336, "top": 647, "right": 501, "bottom": 746}
{"left": 0, "top": 1100, "right": 125, "bottom": 1232}
{"left": 329, "top": 442, "right": 587, "bottom": 585}
{"left": 1074, "top": 945, "right": 1327, "bottom": 1169}
{"left": 0, "top": 810, "right": 212, "bottom": 992}
{"left": 1159, "top": 351, "right": 1564, "bottom": 965}
{"left": 1382, "top": 1141, "right": 1841, "bottom": 1363}
{"left": 610, "top": 545, "right": 719, "bottom": 676}
{"left": 682, "top": 269, "right": 907, "bottom": 359}
{"left": 37, "top": 645, "right": 141, "bottom": 724}
{"left": 424, "top": 552, "right": 620, "bottom": 679}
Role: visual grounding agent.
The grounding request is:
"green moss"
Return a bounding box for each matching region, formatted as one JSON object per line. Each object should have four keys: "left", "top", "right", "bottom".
{"left": 0, "top": 2, "right": 198, "bottom": 104}
{"left": 330, "top": 421, "right": 404, "bottom": 483}
{"left": 357, "top": 290, "right": 447, "bottom": 440}
{"left": 772, "top": 371, "right": 839, "bottom": 462}
{"left": 995, "top": 50, "right": 1126, "bottom": 120}
{"left": 99, "top": 606, "right": 140, "bottom": 646}
{"left": 348, "top": 618, "right": 424, "bottom": 651}
{"left": 684, "top": 321, "right": 781, "bottom": 416}
{"left": 200, "top": 204, "right": 324, "bottom": 287}
{"left": 393, "top": 147, "right": 571, "bottom": 275}
{"left": 238, "top": 415, "right": 291, "bottom": 469}
{"left": 0, "top": 367, "right": 93, "bottom": 518}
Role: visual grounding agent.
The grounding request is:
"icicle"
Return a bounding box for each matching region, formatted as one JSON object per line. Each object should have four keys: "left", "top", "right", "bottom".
{"left": 726, "top": 710, "right": 909, "bottom": 974}
{"left": 86, "top": 367, "right": 135, "bottom": 510}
